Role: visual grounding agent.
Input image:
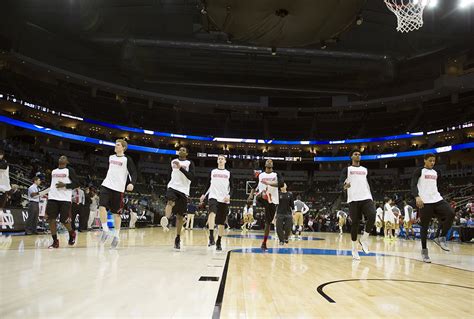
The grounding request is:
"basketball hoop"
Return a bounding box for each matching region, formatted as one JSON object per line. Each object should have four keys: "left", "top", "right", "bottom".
{"left": 384, "top": 0, "right": 430, "bottom": 33}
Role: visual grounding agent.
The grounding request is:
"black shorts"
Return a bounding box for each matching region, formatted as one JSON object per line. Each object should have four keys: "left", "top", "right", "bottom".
{"left": 258, "top": 200, "right": 277, "bottom": 225}
{"left": 419, "top": 200, "right": 454, "bottom": 226}
{"left": 99, "top": 186, "right": 124, "bottom": 214}
{"left": 208, "top": 198, "right": 229, "bottom": 225}
{"left": 46, "top": 200, "right": 72, "bottom": 223}
{"left": 166, "top": 188, "right": 187, "bottom": 216}
{"left": 349, "top": 199, "right": 376, "bottom": 220}
{"left": 0, "top": 192, "right": 8, "bottom": 208}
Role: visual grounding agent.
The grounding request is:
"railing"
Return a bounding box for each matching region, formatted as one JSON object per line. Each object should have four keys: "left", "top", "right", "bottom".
{"left": 445, "top": 184, "right": 473, "bottom": 202}
{"left": 9, "top": 165, "right": 32, "bottom": 188}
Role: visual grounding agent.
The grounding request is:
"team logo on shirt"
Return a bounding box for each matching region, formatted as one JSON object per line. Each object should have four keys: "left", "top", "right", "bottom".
{"left": 110, "top": 160, "right": 123, "bottom": 166}
{"left": 212, "top": 173, "right": 229, "bottom": 179}
{"left": 52, "top": 173, "right": 67, "bottom": 178}
{"left": 424, "top": 174, "right": 437, "bottom": 180}
{"left": 350, "top": 171, "right": 366, "bottom": 175}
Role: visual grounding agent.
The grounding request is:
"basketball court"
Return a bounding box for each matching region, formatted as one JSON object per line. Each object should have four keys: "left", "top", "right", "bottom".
{"left": 0, "top": 0, "right": 473, "bottom": 318}
{"left": 1, "top": 228, "right": 472, "bottom": 318}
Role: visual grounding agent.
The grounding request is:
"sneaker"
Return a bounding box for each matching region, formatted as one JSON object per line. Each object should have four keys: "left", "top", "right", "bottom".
{"left": 160, "top": 217, "right": 169, "bottom": 232}
{"left": 216, "top": 240, "right": 222, "bottom": 251}
{"left": 352, "top": 249, "right": 360, "bottom": 261}
{"left": 208, "top": 236, "right": 215, "bottom": 247}
{"left": 285, "top": 240, "right": 289, "bottom": 244}
{"left": 110, "top": 237, "right": 119, "bottom": 249}
{"left": 68, "top": 231, "right": 76, "bottom": 246}
{"left": 433, "top": 237, "right": 450, "bottom": 251}
{"left": 174, "top": 237, "right": 180, "bottom": 250}
{"left": 421, "top": 248, "right": 431, "bottom": 263}
{"left": 359, "top": 238, "right": 369, "bottom": 254}
{"left": 48, "top": 239, "right": 59, "bottom": 249}
{"left": 279, "top": 241, "right": 285, "bottom": 245}
{"left": 261, "top": 242, "right": 268, "bottom": 251}
{"left": 100, "top": 231, "right": 110, "bottom": 243}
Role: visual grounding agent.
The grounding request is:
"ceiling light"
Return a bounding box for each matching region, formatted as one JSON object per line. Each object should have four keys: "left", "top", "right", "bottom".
{"left": 427, "top": 0, "right": 438, "bottom": 8}
{"left": 459, "top": 0, "right": 474, "bottom": 9}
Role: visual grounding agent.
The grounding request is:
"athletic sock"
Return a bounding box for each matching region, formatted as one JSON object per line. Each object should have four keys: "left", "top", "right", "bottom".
{"left": 351, "top": 241, "right": 357, "bottom": 250}
{"left": 362, "top": 231, "right": 370, "bottom": 240}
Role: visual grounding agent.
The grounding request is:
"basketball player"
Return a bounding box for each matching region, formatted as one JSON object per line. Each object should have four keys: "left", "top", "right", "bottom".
{"left": 293, "top": 195, "right": 309, "bottom": 238}
{"left": 336, "top": 209, "right": 348, "bottom": 235}
{"left": 248, "top": 159, "right": 284, "bottom": 251}
{"left": 339, "top": 149, "right": 376, "bottom": 260}
{"left": 411, "top": 153, "right": 454, "bottom": 263}
{"left": 98, "top": 139, "right": 137, "bottom": 249}
{"left": 25, "top": 177, "right": 42, "bottom": 235}
{"left": 392, "top": 205, "right": 401, "bottom": 238}
{"left": 241, "top": 201, "right": 254, "bottom": 232}
{"left": 403, "top": 200, "right": 416, "bottom": 239}
{"left": 276, "top": 183, "right": 294, "bottom": 245}
{"left": 87, "top": 189, "right": 99, "bottom": 229}
{"left": 383, "top": 198, "right": 395, "bottom": 241}
{"left": 200, "top": 155, "right": 232, "bottom": 251}
{"left": 163, "top": 147, "right": 195, "bottom": 250}
{"left": 0, "top": 150, "right": 11, "bottom": 209}
{"left": 71, "top": 187, "right": 85, "bottom": 232}
{"left": 375, "top": 204, "right": 384, "bottom": 235}
{"left": 184, "top": 200, "right": 197, "bottom": 230}
{"left": 45, "top": 156, "right": 79, "bottom": 249}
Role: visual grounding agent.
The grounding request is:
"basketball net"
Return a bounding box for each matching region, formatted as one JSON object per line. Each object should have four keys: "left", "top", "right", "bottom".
{"left": 384, "top": 0, "right": 430, "bottom": 33}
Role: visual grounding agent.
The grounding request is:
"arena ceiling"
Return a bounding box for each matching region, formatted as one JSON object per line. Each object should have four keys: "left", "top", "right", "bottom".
{"left": 0, "top": 0, "right": 473, "bottom": 106}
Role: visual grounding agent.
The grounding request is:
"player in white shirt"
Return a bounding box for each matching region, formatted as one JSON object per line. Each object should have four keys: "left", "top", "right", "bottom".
{"left": 411, "top": 153, "right": 454, "bottom": 263}
{"left": 293, "top": 195, "right": 310, "bottom": 238}
{"left": 88, "top": 190, "right": 99, "bottom": 229}
{"left": 163, "top": 147, "right": 195, "bottom": 250}
{"left": 25, "top": 176, "right": 42, "bottom": 235}
{"left": 241, "top": 201, "right": 254, "bottom": 232}
{"left": 98, "top": 139, "right": 137, "bottom": 249}
{"left": 339, "top": 149, "right": 376, "bottom": 260}
{"left": 383, "top": 198, "right": 395, "bottom": 241}
{"left": 248, "top": 159, "right": 284, "bottom": 251}
{"left": 200, "top": 155, "right": 232, "bottom": 251}
{"left": 336, "top": 210, "right": 348, "bottom": 235}
{"left": 0, "top": 149, "right": 11, "bottom": 209}
{"left": 403, "top": 200, "right": 415, "bottom": 240}
{"left": 392, "top": 205, "right": 401, "bottom": 237}
{"left": 375, "top": 205, "right": 384, "bottom": 235}
{"left": 45, "top": 156, "right": 80, "bottom": 249}
{"left": 71, "top": 187, "right": 85, "bottom": 232}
